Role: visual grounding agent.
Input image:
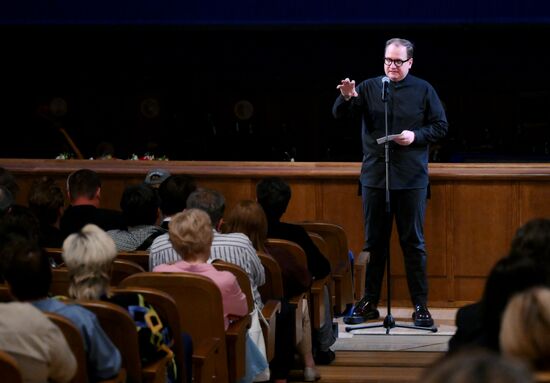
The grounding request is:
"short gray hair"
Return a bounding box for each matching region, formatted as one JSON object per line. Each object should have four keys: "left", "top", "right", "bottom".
{"left": 62, "top": 224, "right": 117, "bottom": 300}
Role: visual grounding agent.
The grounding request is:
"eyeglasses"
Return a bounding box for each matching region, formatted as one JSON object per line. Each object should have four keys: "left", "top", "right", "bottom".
{"left": 384, "top": 57, "right": 411, "bottom": 67}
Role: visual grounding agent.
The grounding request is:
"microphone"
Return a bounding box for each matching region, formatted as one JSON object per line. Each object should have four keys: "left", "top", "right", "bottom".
{"left": 381, "top": 76, "right": 390, "bottom": 102}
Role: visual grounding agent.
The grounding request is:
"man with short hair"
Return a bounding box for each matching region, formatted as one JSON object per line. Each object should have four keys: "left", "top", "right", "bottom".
{"left": 60, "top": 169, "right": 125, "bottom": 239}
{"left": 108, "top": 183, "right": 165, "bottom": 251}
{"left": 333, "top": 38, "right": 448, "bottom": 327}
{"left": 157, "top": 174, "right": 197, "bottom": 229}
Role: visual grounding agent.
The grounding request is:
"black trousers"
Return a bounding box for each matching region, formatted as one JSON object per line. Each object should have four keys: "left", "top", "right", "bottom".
{"left": 361, "top": 186, "right": 428, "bottom": 306}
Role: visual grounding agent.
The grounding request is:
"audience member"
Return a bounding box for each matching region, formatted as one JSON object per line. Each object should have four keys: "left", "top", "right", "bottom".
{"left": 0, "top": 206, "right": 42, "bottom": 283}
{"left": 62, "top": 224, "right": 178, "bottom": 382}
{"left": 0, "top": 185, "right": 14, "bottom": 217}
{"left": 0, "top": 167, "right": 19, "bottom": 200}
{"left": 150, "top": 188, "right": 265, "bottom": 309}
{"left": 501, "top": 287, "right": 550, "bottom": 373}
{"left": 508, "top": 218, "right": 550, "bottom": 280}
{"left": 224, "top": 200, "right": 318, "bottom": 382}
{"left": 0, "top": 301, "right": 77, "bottom": 383}
{"left": 3, "top": 240, "right": 121, "bottom": 381}
{"left": 28, "top": 176, "right": 65, "bottom": 248}
{"left": 108, "top": 183, "right": 165, "bottom": 251}
{"left": 449, "top": 255, "right": 546, "bottom": 353}
{"left": 422, "top": 350, "right": 533, "bottom": 383}
{"left": 144, "top": 168, "right": 171, "bottom": 189}
{"left": 157, "top": 174, "right": 197, "bottom": 229}
{"left": 449, "top": 218, "right": 550, "bottom": 354}
{"left": 154, "top": 208, "right": 268, "bottom": 383}
{"left": 60, "top": 169, "right": 125, "bottom": 239}
{"left": 256, "top": 177, "right": 335, "bottom": 365}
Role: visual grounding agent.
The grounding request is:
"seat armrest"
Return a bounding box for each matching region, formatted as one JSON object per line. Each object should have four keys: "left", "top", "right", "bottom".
{"left": 261, "top": 299, "right": 281, "bottom": 361}
{"left": 142, "top": 354, "right": 172, "bottom": 383}
{"left": 226, "top": 315, "right": 251, "bottom": 382}
{"left": 193, "top": 337, "right": 221, "bottom": 383}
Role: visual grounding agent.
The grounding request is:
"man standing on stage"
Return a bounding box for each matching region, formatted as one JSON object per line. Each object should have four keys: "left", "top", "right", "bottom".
{"left": 332, "top": 38, "right": 448, "bottom": 327}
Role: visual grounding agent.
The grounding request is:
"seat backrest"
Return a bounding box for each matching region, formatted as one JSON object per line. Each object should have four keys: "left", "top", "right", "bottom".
{"left": 266, "top": 238, "right": 308, "bottom": 269}
{"left": 45, "top": 312, "right": 89, "bottom": 383}
{"left": 267, "top": 238, "right": 329, "bottom": 330}
{"left": 79, "top": 300, "right": 143, "bottom": 383}
{"left": 50, "top": 267, "right": 71, "bottom": 297}
{"left": 257, "top": 252, "right": 284, "bottom": 301}
{"left": 296, "top": 222, "right": 349, "bottom": 272}
{"left": 211, "top": 261, "right": 254, "bottom": 314}
{"left": 307, "top": 232, "right": 329, "bottom": 261}
{"left": 43, "top": 247, "right": 64, "bottom": 267}
{"left": 119, "top": 272, "right": 229, "bottom": 382}
{"left": 0, "top": 285, "right": 13, "bottom": 302}
{"left": 299, "top": 221, "right": 354, "bottom": 313}
{"left": 0, "top": 350, "right": 23, "bottom": 383}
{"left": 116, "top": 251, "right": 150, "bottom": 271}
{"left": 110, "top": 287, "right": 186, "bottom": 383}
{"left": 111, "top": 259, "right": 145, "bottom": 286}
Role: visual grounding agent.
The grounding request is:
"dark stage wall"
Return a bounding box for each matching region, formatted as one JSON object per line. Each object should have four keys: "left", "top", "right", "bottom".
{"left": 1, "top": 24, "right": 550, "bottom": 162}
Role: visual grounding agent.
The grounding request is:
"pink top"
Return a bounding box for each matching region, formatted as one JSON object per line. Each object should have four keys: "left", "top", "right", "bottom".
{"left": 153, "top": 261, "right": 248, "bottom": 329}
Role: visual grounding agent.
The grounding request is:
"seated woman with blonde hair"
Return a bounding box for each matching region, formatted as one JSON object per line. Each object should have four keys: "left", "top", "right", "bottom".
{"left": 62, "top": 224, "right": 178, "bottom": 382}
{"left": 501, "top": 287, "right": 550, "bottom": 380}
{"left": 224, "top": 200, "right": 318, "bottom": 382}
{"left": 154, "top": 208, "right": 268, "bottom": 383}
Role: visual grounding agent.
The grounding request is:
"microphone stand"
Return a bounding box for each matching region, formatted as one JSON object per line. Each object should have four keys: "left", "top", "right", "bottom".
{"left": 346, "top": 79, "right": 437, "bottom": 335}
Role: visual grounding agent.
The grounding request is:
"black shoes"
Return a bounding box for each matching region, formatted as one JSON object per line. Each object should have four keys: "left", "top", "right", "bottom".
{"left": 343, "top": 296, "right": 380, "bottom": 324}
{"left": 412, "top": 304, "right": 434, "bottom": 327}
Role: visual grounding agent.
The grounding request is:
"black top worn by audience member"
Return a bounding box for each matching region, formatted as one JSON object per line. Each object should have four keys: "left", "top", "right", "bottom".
{"left": 267, "top": 219, "right": 331, "bottom": 280}
{"left": 60, "top": 205, "right": 126, "bottom": 239}
{"left": 39, "top": 223, "right": 64, "bottom": 248}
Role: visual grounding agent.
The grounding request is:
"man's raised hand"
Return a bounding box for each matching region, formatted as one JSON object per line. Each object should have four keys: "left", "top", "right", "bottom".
{"left": 336, "top": 78, "right": 358, "bottom": 100}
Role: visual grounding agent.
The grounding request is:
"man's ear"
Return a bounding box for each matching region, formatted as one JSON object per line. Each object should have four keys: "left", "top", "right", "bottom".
{"left": 156, "top": 207, "right": 161, "bottom": 225}
{"left": 95, "top": 187, "right": 101, "bottom": 200}
{"left": 216, "top": 218, "right": 224, "bottom": 232}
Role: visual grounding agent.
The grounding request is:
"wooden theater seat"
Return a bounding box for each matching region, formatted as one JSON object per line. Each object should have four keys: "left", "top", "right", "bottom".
{"left": 49, "top": 259, "right": 146, "bottom": 297}
{"left": 80, "top": 300, "right": 172, "bottom": 383}
{"left": 0, "top": 350, "right": 23, "bottom": 383}
{"left": 110, "top": 259, "right": 145, "bottom": 285}
{"left": 119, "top": 272, "right": 250, "bottom": 383}
{"left": 212, "top": 260, "right": 281, "bottom": 361}
{"left": 0, "top": 285, "right": 13, "bottom": 302}
{"left": 110, "top": 287, "right": 188, "bottom": 383}
{"left": 297, "top": 221, "right": 355, "bottom": 314}
{"left": 266, "top": 238, "right": 331, "bottom": 330}
{"left": 116, "top": 250, "right": 150, "bottom": 271}
{"left": 257, "top": 251, "right": 305, "bottom": 345}
{"left": 45, "top": 312, "right": 90, "bottom": 383}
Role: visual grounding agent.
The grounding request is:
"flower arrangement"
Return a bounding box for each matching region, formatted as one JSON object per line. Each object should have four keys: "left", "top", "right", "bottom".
{"left": 129, "top": 153, "right": 169, "bottom": 161}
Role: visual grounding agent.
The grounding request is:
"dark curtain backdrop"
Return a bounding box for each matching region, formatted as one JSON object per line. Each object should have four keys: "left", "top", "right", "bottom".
{"left": 1, "top": 24, "right": 549, "bottom": 161}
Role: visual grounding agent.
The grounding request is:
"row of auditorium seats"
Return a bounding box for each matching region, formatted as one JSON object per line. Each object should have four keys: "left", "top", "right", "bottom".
{"left": 1, "top": 222, "right": 363, "bottom": 383}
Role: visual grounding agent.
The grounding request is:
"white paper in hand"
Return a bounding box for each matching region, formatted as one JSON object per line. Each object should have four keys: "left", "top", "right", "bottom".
{"left": 376, "top": 134, "right": 400, "bottom": 145}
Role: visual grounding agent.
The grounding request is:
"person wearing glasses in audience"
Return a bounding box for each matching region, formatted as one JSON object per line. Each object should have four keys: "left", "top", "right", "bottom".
{"left": 332, "top": 38, "right": 448, "bottom": 327}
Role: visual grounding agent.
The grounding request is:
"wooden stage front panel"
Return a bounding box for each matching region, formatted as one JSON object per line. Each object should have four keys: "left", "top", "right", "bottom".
{"left": 2, "top": 159, "right": 549, "bottom": 306}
